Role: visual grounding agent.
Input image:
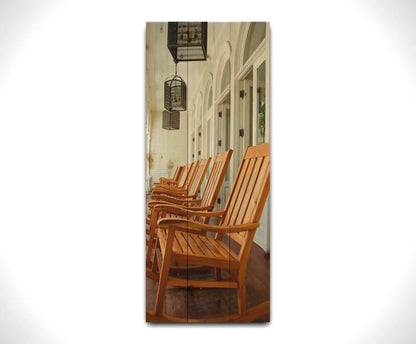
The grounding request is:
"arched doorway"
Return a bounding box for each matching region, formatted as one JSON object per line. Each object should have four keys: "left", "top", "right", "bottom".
{"left": 234, "top": 22, "right": 270, "bottom": 252}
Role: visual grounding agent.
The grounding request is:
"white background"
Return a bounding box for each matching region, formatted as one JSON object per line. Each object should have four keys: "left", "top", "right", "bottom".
{"left": 1, "top": 1, "right": 416, "bottom": 343}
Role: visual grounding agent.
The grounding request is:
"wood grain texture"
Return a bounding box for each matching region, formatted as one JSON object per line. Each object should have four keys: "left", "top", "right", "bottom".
{"left": 147, "top": 143, "right": 270, "bottom": 322}
{"left": 146, "top": 151, "right": 233, "bottom": 267}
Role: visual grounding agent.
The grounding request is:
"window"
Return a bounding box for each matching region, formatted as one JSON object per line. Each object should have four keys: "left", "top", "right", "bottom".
{"left": 220, "top": 59, "right": 230, "bottom": 94}
{"left": 243, "top": 22, "right": 266, "bottom": 65}
{"left": 256, "top": 61, "right": 266, "bottom": 144}
{"left": 206, "top": 119, "right": 211, "bottom": 158}
{"left": 225, "top": 108, "right": 230, "bottom": 181}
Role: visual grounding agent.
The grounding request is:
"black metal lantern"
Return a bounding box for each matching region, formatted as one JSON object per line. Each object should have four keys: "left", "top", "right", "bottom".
{"left": 162, "top": 110, "right": 180, "bottom": 130}
{"left": 164, "top": 72, "right": 187, "bottom": 111}
{"left": 168, "top": 22, "right": 207, "bottom": 63}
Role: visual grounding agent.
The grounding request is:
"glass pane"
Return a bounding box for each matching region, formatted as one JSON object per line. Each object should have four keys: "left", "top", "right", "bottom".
{"left": 257, "top": 61, "right": 266, "bottom": 144}
{"left": 220, "top": 59, "right": 230, "bottom": 93}
{"left": 225, "top": 109, "right": 230, "bottom": 150}
{"left": 225, "top": 108, "right": 230, "bottom": 181}
{"left": 206, "top": 119, "right": 211, "bottom": 178}
{"left": 206, "top": 120, "right": 211, "bottom": 157}
{"left": 249, "top": 86, "right": 253, "bottom": 147}
{"left": 243, "top": 22, "right": 266, "bottom": 65}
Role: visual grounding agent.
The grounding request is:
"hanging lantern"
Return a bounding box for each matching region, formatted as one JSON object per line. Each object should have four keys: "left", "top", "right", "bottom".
{"left": 167, "top": 22, "right": 208, "bottom": 63}
{"left": 162, "top": 110, "right": 180, "bottom": 130}
{"left": 164, "top": 72, "right": 187, "bottom": 111}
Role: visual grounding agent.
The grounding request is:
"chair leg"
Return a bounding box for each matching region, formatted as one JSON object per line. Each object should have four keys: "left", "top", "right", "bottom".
{"left": 151, "top": 239, "right": 160, "bottom": 273}
{"left": 154, "top": 258, "right": 169, "bottom": 315}
{"left": 237, "top": 268, "right": 247, "bottom": 315}
{"left": 154, "top": 230, "right": 175, "bottom": 316}
{"left": 146, "top": 208, "right": 159, "bottom": 268}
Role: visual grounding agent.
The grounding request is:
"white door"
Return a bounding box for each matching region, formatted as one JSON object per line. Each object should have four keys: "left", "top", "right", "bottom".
{"left": 197, "top": 125, "right": 202, "bottom": 161}
{"left": 216, "top": 101, "right": 231, "bottom": 210}
{"left": 200, "top": 118, "right": 211, "bottom": 195}
{"left": 191, "top": 132, "right": 195, "bottom": 161}
{"left": 253, "top": 58, "right": 267, "bottom": 145}
{"left": 253, "top": 57, "right": 270, "bottom": 253}
{"left": 238, "top": 78, "right": 253, "bottom": 160}
{"left": 236, "top": 58, "right": 270, "bottom": 252}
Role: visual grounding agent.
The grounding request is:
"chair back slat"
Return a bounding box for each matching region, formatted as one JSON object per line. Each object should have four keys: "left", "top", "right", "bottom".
{"left": 178, "top": 162, "right": 194, "bottom": 189}
{"left": 200, "top": 150, "right": 233, "bottom": 208}
{"left": 183, "top": 161, "right": 199, "bottom": 190}
{"left": 187, "top": 158, "right": 211, "bottom": 197}
{"left": 221, "top": 158, "right": 250, "bottom": 227}
{"left": 220, "top": 143, "right": 270, "bottom": 247}
{"left": 244, "top": 155, "right": 270, "bottom": 224}
{"left": 234, "top": 156, "right": 264, "bottom": 225}
{"left": 200, "top": 163, "right": 217, "bottom": 205}
{"left": 172, "top": 165, "right": 183, "bottom": 182}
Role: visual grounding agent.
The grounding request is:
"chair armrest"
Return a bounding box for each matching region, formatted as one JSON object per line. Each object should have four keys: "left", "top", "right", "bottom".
{"left": 152, "top": 204, "right": 224, "bottom": 218}
{"left": 152, "top": 184, "right": 182, "bottom": 191}
{"left": 151, "top": 194, "right": 188, "bottom": 204}
{"left": 148, "top": 200, "right": 173, "bottom": 208}
{"left": 148, "top": 200, "right": 196, "bottom": 208}
{"left": 150, "top": 194, "right": 201, "bottom": 206}
{"left": 152, "top": 186, "right": 187, "bottom": 195}
{"left": 149, "top": 202, "right": 213, "bottom": 211}
{"left": 159, "top": 177, "right": 178, "bottom": 185}
{"left": 158, "top": 218, "right": 259, "bottom": 234}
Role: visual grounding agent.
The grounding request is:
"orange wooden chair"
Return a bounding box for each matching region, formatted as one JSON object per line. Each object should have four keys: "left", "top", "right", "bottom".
{"left": 154, "top": 157, "right": 210, "bottom": 200}
{"left": 152, "top": 161, "right": 193, "bottom": 193}
{"left": 146, "top": 143, "right": 270, "bottom": 322}
{"left": 154, "top": 165, "right": 184, "bottom": 187}
{"left": 151, "top": 160, "right": 200, "bottom": 197}
{"left": 146, "top": 150, "right": 233, "bottom": 268}
{"left": 145, "top": 159, "right": 206, "bottom": 246}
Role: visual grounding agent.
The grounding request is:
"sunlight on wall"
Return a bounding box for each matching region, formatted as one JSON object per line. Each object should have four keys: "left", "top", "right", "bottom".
{"left": 148, "top": 110, "right": 188, "bottom": 186}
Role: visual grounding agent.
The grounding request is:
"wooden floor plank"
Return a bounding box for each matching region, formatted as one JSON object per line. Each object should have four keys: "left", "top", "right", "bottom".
{"left": 146, "top": 240, "right": 270, "bottom": 322}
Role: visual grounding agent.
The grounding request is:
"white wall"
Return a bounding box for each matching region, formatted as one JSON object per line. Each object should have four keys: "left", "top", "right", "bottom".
{"left": 148, "top": 110, "right": 188, "bottom": 188}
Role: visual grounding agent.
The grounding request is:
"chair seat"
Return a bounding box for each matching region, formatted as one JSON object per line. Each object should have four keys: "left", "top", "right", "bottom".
{"left": 158, "top": 229, "right": 240, "bottom": 269}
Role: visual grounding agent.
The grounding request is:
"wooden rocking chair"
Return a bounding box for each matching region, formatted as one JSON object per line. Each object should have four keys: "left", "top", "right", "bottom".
{"left": 146, "top": 142, "right": 270, "bottom": 322}
{"left": 157, "top": 157, "right": 210, "bottom": 199}
{"left": 146, "top": 149, "right": 233, "bottom": 268}
{"left": 155, "top": 165, "right": 184, "bottom": 186}
{"left": 145, "top": 159, "right": 209, "bottom": 250}
{"left": 151, "top": 161, "right": 194, "bottom": 193}
{"left": 151, "top": 160, "right": 201, "bottom": 198}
